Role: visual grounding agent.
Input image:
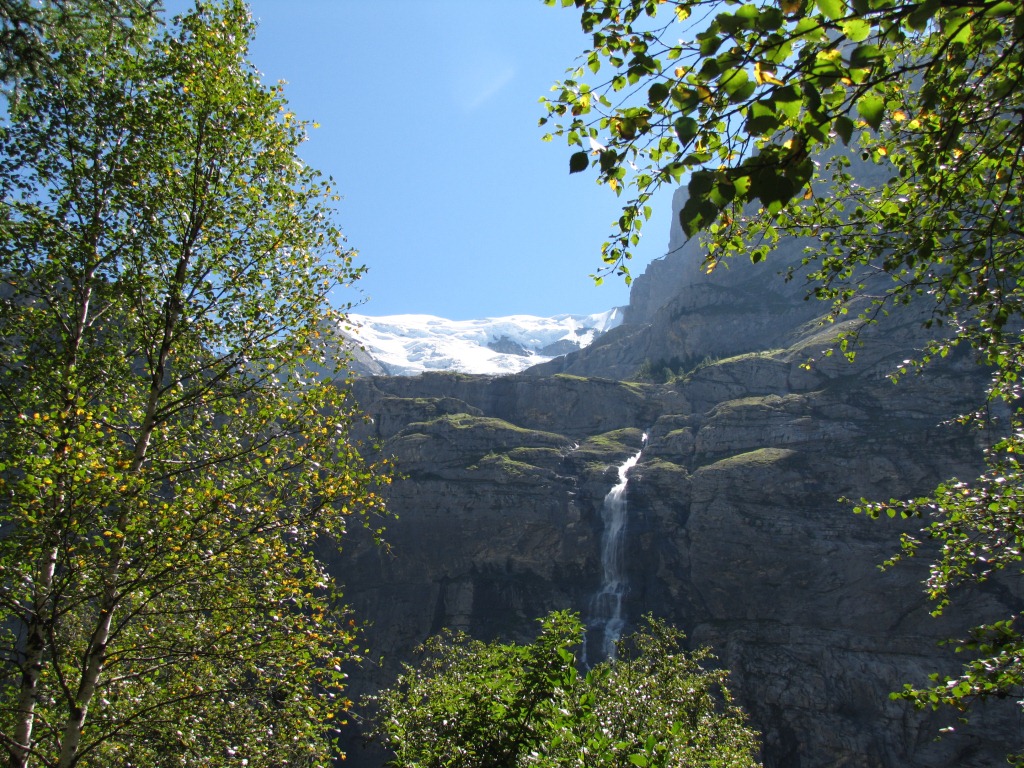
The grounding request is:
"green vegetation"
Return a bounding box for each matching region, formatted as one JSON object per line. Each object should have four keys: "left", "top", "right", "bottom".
{"left": 553, "top": 371, "right": 651, "bottom": 395}
{"left": 637, "top": 456, "right": 689, "bottom": 476}
{"left": 474, "top": 453, "right": 542, "bottom": 480}
{"left": 615, "top": 379, "right": 649, "bottom": 395}
{"left": 419, "top": 413, "right": 560, "bottom": 438}
{"left": 407, "top": 414, "right": 569, "bottom": 456}
{"left": 426, "top": 413, "right": 521, "bottom": 430}
{"left": 635, "top": 350, "right": 788, "bottom": 383}
{"left": 0, "top": 2, "right": 388, "bottom": 765}
{"left": 0, "top": 0, "right": 157, "bottom": 86}
{"left": 664, "top": 427, "right": 693, "bottom": 441}
{"left": 633, "top": 357, "right": 684, "bottom": 383}
{"left": 707, "top": 447, "right": 798, "bottom": 471}
{"left": 366, "top": 611, "right": 762, "bottom": 768}
{"left": 508, "top": 446, "right": 566, "bottom": 464}
{"left": 576, "top": 428, "right": 646, "bottom": 467}
{"left": 543, "top": 0, "right": 1024, "bottom": 749}
{"left": 635, "top": 354, "right": 718, "bottom": 383}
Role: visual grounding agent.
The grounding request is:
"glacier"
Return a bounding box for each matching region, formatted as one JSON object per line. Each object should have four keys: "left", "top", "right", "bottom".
{"left": 339, "top": 309, "right": 622, "bottom": 376}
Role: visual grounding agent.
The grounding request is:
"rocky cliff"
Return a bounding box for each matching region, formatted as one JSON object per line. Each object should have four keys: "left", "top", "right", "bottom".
{"left": 328, "top": 185, "right": 1021, "bottom": 767}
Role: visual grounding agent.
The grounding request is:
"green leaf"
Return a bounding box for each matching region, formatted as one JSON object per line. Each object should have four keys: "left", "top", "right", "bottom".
{"left": 849, "top": 43, "right": 883, "bottom": 68}
{"left": 856, "top": 93, "right": 885, "bottom": 131}
{"left": 833, "top": 114, "right": 855, "bottom": 144}
{"left": 699, "top": 57, "right": 721, "bottom": 80}
{"left": 773, "top": 85, "right": 803, "bottom": 120}
{"left": 709, "top": 177, "right": 737, "bottom": 206}
{"left": 795, "top": 16, "right": 824, "bottom": 36}
{"left": 688, "top": 170, "right": 715, "bottom": 197}
{"left": 949, "top": 20, "right": 973, "bottom": 44}
{"left": 747, "top": 100, "right": 781, "bottom": 134}
{"left": 841, "top": 18, "right": 872, "bottom": 42}
{"left": 698, "top": 32, "right": 723, "bottom": 56}
{"left": 816, "top": 0, "right": 847, "bottom": 20}
{"left": 648, "top": 81, "right": 670, "bottom": 104}
{"left": 907, "top": 0, "right": 941, "bottom": 30}
{"left": 569, "top": 151, "right": 589, "bottom": 174}
{"left": 731, "top": 173, "right": 752, "bottom": 198}
{"left": 735, "top": 3, "right": 761, "bottom": 27}
{"left": 801, "top": 80, "right": 822, "bottom": 111}
{"left": 599, "top": 149, "right": 619, "bottom": 173}
{"left": 671, "top": 86, "right": 701, "bottom": 114}
{"left": 674, "top": 117, "right": 699, "bottom": 144}
{"left": 984, "top": 0, "right": 1017, "bottom": 15}
{"left": 760, "top": 6, "right": 785, "bottom": 29}
{"left": 721, "top": 68, "right": 756, "bottom": 102}
{"left": 678, "top": 195, "right": 721, "bottom": 237}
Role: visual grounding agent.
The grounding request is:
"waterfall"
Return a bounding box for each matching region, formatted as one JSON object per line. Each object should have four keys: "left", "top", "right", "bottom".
{"left": 586, "top": 435, "right": 645, "bottom": 662}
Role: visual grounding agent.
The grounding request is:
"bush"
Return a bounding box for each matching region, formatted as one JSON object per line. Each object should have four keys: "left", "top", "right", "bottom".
{"left": 366, "top": 611, "right": 761, "bottom": 768}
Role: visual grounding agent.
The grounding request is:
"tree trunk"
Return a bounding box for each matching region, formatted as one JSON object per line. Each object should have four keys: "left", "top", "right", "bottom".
{"left": 8, "top": 547, "right": 58, "bottom": 768}
{"left": 50, "top": 259, "right": 183, "bottom": 767}
{"left": 55, "top": 595, "right": 116, "bottom": 768}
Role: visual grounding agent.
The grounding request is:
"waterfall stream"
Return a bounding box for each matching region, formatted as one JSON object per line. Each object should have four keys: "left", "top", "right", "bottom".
{"left": 586, "top": 436, "right": 645, "bottom": 662}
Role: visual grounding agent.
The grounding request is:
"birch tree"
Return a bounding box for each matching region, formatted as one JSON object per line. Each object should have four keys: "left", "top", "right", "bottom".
{"left": 0, "top": 2, "right": 388, "bottom": 765}
{"left": 0, "top": 0, "right": 158, "bottom": 86}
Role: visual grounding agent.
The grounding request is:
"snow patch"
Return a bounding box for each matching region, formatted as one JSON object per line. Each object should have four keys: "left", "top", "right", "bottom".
{"left": 341, "top": 309, "right": 622, "bottom": 376}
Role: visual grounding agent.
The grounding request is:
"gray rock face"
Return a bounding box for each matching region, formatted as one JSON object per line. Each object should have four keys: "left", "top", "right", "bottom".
{"left": 533, "top": 152, "right": 899, "bottom": 382}
{"left": 330, "top": 185, "right": 1021, "bottom": 767}
{"left": 623, "top": 185, "right": 702, "bottom": 327}
{"left": 527, "top": 227, "right": 828, "bottom": 380}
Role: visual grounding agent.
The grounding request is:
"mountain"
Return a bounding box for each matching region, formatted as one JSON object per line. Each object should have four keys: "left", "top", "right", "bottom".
{"left": 326, "top": 163, "right": 1020, "bottom": 767}
{"left": 339, "top": 309, "right": 622, "bottom": 376}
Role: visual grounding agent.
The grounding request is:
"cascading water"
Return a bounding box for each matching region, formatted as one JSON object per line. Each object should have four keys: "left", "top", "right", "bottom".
{"left": 586, "top": 435, "right": 646, "bottom": 663}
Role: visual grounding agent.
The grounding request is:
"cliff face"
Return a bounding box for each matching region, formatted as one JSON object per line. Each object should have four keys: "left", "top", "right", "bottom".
{"left": 526, "top": 214, "right": 828, "bottom": 380}
{"left": 329, "top": 191, "right": 1021, "bottom": 767}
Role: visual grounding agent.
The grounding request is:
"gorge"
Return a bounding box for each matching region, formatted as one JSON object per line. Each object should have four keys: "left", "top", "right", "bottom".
{"left": 326, "top": 183, "right": 1023, "bottom": 767}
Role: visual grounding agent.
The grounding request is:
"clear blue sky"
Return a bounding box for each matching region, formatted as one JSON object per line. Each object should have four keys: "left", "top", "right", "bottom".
{"left": 164, "top": 1, "right": 678, "bottom": 319}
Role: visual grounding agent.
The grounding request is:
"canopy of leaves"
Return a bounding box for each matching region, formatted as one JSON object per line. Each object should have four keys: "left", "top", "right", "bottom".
{"left": 542, "top": 0, "right": 1024, "bottom": 754}
{"left": 0, "top": 0, "right": 158, "bottom": 86}
{"left": 366, "top": 611, "right": 762, "bottom": 768}
{"left": 0, "top": 2, "right": 389, "bottom": 766}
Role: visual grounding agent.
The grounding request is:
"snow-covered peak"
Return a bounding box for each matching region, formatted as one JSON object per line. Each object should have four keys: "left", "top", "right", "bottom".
{"left": 340, "top": 309, "right": 622, "bottom": 376}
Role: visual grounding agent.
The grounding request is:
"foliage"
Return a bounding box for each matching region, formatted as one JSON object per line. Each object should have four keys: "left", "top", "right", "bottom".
{"left": 366, "top": 611, "right": 761, "bottom": 768}
{"left": 632, "top": 353, "right": 722, "bottom": 382}
{"left": 855, "top": 426, "right": 1024, "bottom": 759}
{"left": 367, "top": 612, "right": 579, "bottom": 768}
{"left": 541, "top": 0, "right": 1024, "bottom": 754}
{"left": 0, "top": 2, "right": 389, "bottom": 766}
{"left": 0, "top": 0, "right": 158, "bottom": 86}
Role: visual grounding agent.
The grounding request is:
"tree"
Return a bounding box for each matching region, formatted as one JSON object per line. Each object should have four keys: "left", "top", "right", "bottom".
{"left": 0, "top": 0, "right": 158, "bottom": 86}
{"left": 366, "top": 611, "right": 762, "bottom": 768}
{"left": 540, "top": 0, "right": 1024, "bottom": 752}
{"left": 0, "top": 2, "right": 389, "bottom": 766}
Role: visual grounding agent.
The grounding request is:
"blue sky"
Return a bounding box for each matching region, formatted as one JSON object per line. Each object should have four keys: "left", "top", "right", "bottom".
{"left": 165, "top": 1, "right": 678, "bottom": 319}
